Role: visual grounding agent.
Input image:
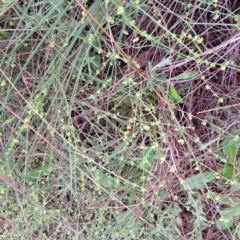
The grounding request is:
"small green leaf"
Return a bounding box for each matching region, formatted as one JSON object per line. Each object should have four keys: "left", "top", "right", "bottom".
{"left": 25, "top": 164, "right": 52, "bottom": 180}
{"left": 146, "top": 214, "right": 155, "bottom": 223}
{"left": 147, "top": 77, "right": 155, "bottom": 86}
{"left": 158, "top": 73, "right": 167, "bottom": 80}
{"left": 147, "top": 62, "right": 156, "bottom": 86}
{"left": 223, "top": 136, "right": 237, "bottom": 164}
{"left": 199, "top": 137, "right": 220, "bottom": 151}
{"left": 90, "top": 55, "right": 101, "bottom": 70}
{"left": 138, "top": 149, "right": 155, "bottom": 170}
{"left": 169, "top": 84, "right": 183, "bottom": 103}
{"left": 147, "top": 62, "right": 168, "bottom": 85}
{"left": 148, "top": 61, "right": 154, "bottom": 73}
{"left": 173, "top": 71, "right": 196, "bottom": 80}
{"left": 91, "top": 39, "right": 100, "bottom": 51}
{"left": 153, "top": 57, "right": 171, "bottom": 69}
{"left": 98, "top": 173, "right": 114, "bottom": 188}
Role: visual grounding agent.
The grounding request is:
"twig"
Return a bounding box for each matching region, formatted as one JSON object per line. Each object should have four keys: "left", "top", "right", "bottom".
{"left": 197, "top": 103, "right": 240, "bottom": 114}
{"left": 134, "top": 194, "right": 141, "bottom": 222}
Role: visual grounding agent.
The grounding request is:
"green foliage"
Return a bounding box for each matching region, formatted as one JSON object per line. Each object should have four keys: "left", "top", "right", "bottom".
{"left": 90, "top": 55, "right": 101, "bottom": 70}
{"left": 222, "top": 135, "right": 238, "bottom": 180}
{"left": 25, "top": 164, "right": 52, "bottom": 180}
{"left": 137, "top": 148, "right": 155, "bottom": 170}
{"left": 0, "top": 0, "right": 239, "bottom": 238}
{"left": 223, "top": 136, "right": 237, "bottom": 165}
{"left": 224, "top": 165, "right": 233, "bottom": 180}
{"left": 169, "top": 84, "right": 183, "bottom": 103}
{"left": 216, "top": 204, "right": 240, "bottom": 231}
{"left": 98, "top": 172, "right": 115, "bottom": 188}
{"left": 183, "top": 168, "right": 224, "bottom": 190}
{"left": 173, "top": 71, "right": 196, "bottom": 80}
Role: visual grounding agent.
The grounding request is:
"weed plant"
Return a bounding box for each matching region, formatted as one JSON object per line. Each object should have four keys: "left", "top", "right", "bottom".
{"left": 0, "top": 0, "right": 240, "bottom": 239}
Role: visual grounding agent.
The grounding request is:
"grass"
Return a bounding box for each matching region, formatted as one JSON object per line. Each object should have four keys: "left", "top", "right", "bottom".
{"left": 0, "top": 0, "right": 240, "bottom": 239}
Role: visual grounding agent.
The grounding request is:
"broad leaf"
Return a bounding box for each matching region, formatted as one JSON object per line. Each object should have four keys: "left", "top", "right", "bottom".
{"left": 225, "top": 165, "right": 233, "bottom": 180}
{"left": 216, "top": 204, "right": 240, "bottom": 230}
{"left": 25, "top": 164, "right": 52, "bottom": 180}
{"left": 223, "top": 136, "right": 237, "bottom": 164}
{"left": 98, "top": 173, "right": 115, "bottom": 188}
{"left": 183, "top": 168, "right": 225, "bottom": 190}
{"left": 91, "top": 38, "right": 100, "bottom": 51}
{"left": 90, "top": 55, "right": 101, "bottom": 70}
{"left": 216, "top": 218, "right": 234, "bottom": 231}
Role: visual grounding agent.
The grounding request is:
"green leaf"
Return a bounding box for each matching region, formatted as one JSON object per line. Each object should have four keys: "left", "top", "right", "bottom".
{"left": 25, "top": 164, "right": 52, "bottom": 180}
{"left": 91, "top": 38, "right": 100, "bottom": 51}
{"left": 199, "top": 137, "right": 220, "bottom": 151}
{"left": 98, "top": 173, "right": 115, "bottom": 188}
{"left": 153, "top": 57, "right": 171, "bottom": 69}
{"left": 138, "top": 148, "right": 155, "bottom": 170}
{"left": 223, "top": 136, "right": 237, "bottom": 164}
{"left": 216, "top": 217, "right": 234, "bottom": 231}
{"left": 173, "top": 71, "right": 196, "bottom": 80}
{"left": 230, "top": 180, "right": 240, "bottom": 192}
{"left": 216, "top": 204, "right": 240, "bottom": 230}
{"left": 147, "top": 62, "right": 156, "bottom": 86}
{"left": 225, "top": 165, "right": 233, "bottom": 180}
{"left": 148, "top": 61, "right": 154, "bottom": 73}
{"left": 146, "top": 214, "right": 155, "bottom": 223}
{"left": 116, "top": 207, "right": 138, "bottom": 225}
{"left": 183, "top": 168, "right": 225, "bottom": 190}
{"left": 219, "top": 204, "right": 240, "bottom": 218}
{"left": 158, "top": 73, "right": 167, "bottom": 80}
{"left": 146, "top": 77, "right": 155, "bottom": 86}
{"left": 169, "top": 84, "right": 183, "bottom": 103}
{"left": 90, "top": 55, "right": 101, "bottom": 70}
